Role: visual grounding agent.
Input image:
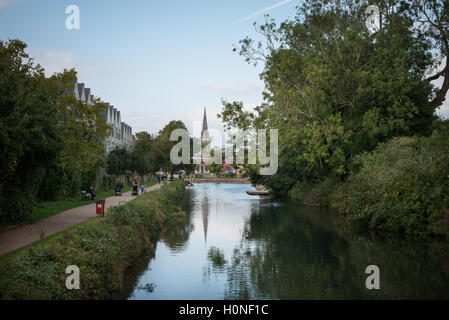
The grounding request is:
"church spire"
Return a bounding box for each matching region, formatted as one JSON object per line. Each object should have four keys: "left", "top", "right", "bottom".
{"left": 202, "top": 106, "right": 208, "bottom": 134}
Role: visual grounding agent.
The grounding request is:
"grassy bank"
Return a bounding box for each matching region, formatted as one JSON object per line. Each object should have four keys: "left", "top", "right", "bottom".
{"left": 333, "top": 132, "right": 449, "bottom": 238}
{"left": 0, "top": 180, "right": 186, "bottom": 299}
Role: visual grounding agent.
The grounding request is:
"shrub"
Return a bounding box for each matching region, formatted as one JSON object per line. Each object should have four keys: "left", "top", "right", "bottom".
{"left": 333, "top": 130, "right": 449, "bottom": 238}
{"left": 289, "top": 178, "right": 338, "bottom": 207}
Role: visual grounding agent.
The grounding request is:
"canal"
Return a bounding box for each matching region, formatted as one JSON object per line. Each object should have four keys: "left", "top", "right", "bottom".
{"left": 123, "top": 183, "right": 449, "bottom": 299}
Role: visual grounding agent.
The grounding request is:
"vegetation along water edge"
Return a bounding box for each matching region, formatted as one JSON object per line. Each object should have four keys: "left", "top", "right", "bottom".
{"left": 0, "top": 180, "right": 186, "bottom": 299}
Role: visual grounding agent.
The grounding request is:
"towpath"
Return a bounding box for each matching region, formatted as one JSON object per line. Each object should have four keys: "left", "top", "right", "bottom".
{"left": 0, "top": 183, "right": 165, "bottom": 256}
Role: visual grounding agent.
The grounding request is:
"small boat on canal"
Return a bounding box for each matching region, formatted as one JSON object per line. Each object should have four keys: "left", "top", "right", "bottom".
{"left": 246, "top": 185, "right": 270, "bottom": 195}
{"left": 246, "top": 189, "right": 270, "bottom": 195}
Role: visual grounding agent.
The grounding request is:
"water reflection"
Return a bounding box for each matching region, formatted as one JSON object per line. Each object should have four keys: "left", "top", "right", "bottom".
{"left": 127, "top": 183, "right": 449, "bottom": 300}
{"left": 202, "top": 196, "right": 209, "bottom": 245}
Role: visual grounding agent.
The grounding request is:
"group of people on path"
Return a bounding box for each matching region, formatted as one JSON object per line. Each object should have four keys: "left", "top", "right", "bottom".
{"left": 85, "top": 172, "right": 182, "bottom": 201}
{"left": 132, "top": 179, "right": 146, "bottom": 195}
{"left": 156, "top": 171, "right": 183, "bottom": 184}
{"left": 157, "top": 173, "right": 169, "bottom": 184}
{"left": 84, "top": 179, "right": 146, "bottom": 201}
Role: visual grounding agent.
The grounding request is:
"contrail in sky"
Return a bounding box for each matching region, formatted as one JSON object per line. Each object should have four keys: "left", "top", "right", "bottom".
{"left": 234, "top": 0, "right": 294, "bottom": 24}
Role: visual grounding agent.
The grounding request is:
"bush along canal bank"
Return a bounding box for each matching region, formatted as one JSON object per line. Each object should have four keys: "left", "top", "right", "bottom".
{"left": 0, "top": 180, "right": 186, "bottom": 299}
{"left": 285, "top": 129, "right": 449, "bottom": 239}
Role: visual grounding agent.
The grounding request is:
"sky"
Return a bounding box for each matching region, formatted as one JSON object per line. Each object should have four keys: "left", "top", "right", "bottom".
{"left": 0, "top": 0, "right": 300, "bottom": 142}
{"left": 1, "top": 0, "right": 448, "bottom": 142}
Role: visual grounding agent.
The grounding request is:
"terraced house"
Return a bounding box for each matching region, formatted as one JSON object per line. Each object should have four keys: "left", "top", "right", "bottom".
{"left": 74, "top": 82, "right": 134, "bottom": 153}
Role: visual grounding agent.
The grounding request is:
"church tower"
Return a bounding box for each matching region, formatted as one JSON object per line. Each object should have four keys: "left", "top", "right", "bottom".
{"left": 201, "top": 107, "right": 211, "bottom": 162}
{"left": 194, "top": 107, "right": 211, "bottom": 174}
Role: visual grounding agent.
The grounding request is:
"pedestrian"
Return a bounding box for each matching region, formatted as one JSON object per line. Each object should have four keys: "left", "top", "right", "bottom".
{"left": 89, "top": 186, "right": 96, "bottom": 201}
{"left": 141, "top": 184, "right": 145, "bottom": 194}
{"left": 157, "top": 175, "right": 161, "bottom": 184}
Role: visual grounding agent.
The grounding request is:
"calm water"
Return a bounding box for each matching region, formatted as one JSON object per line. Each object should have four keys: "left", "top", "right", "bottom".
{"left": 125, "top": 183, "right": 449, "bottom": 299}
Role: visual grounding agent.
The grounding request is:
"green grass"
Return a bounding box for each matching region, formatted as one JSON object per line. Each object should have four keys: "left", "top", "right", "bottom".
{"left": 32, "top": 186, "right": 131, "bottom": 221}
{"left": 32, "top": 180, "right": 157, "bottom": 222}
{"left": 0, "top": 216, "right": 100, "bottom": 267}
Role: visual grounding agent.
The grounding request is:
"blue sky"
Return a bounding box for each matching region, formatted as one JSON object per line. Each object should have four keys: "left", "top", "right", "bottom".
{"left": 1, "top": 0, "right": 447, "bottom": 139}
{"left": 0, "top": 0, "right": 300, "bottom": 138}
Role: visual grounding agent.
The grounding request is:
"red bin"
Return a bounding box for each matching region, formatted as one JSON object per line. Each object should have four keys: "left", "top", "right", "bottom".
{"left": 96, "top": 200, "right": 105, "bottom": 215}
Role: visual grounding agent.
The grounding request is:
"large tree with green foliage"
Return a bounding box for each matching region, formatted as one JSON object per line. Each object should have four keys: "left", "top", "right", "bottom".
{"left": 220, "top": 0, "right": 449, "bottom": 196}
{"left": 39, "top": 69, "right": 110, "bottom": 197}
{"left": 154, "top": 120, "right": 193, "bottom": 177}
{"left": 1, "top": 39, "right": 111, "bottom": 224}
{"left": 133, "top": 131, "right": 157, "bottom": 177}
{"left": 0, "top": 40, "right": 61, "bottom": 224}
{"left": 106, "top": 148, "right": 132, "bottom": 176}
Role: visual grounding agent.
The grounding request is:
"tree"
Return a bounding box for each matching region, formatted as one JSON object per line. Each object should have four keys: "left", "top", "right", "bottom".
{"left": 133, "top": 131, "right": 156, "bottom": 177}
{"left": 220, "top": 0, "right": 447, "bottom": 196}
{"left": 408, "top": 0, "right": 449, "bottom": 109}
{"left": 0, "top": 40, "right": 61, "bottom": 224}
{"left": 47, "top": 69, "right": 110, "bottom": 196}
{"left": 209, "top": 148, "right": 225, "bottom": 177}
{"left": 154, "top": 120, "right": 193, "bottom": 178}
{"left": 106, "top": 148, "right": 132, "bottom": 176}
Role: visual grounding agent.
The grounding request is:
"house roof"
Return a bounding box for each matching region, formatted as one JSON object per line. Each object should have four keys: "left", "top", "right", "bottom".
{"left": 84, "top": 88, "right": 91, "bottom": 103}
{"left": 77, "top": 83, "right": 85, "bottom": 100}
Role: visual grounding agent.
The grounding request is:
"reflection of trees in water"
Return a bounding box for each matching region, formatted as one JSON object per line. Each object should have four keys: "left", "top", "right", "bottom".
{"left": 213, "top": 202, "right": 449, "bottom": 299}
{"left": 202, "top": 246, "right": 228, "bottom": 284}
{"left": 160, "top": 199, "right": 194, "bottom": 252}
{"left": 114, "top": 243, "right": 158, "bottom": 299}
{"left": 120, "top": 190, "right": 197, "bottom": 299}
{"left": 160, "top": 190, "right": 196, "bottom": 252}
{"left": 208, "top": 247, "right": 227, "bottom": 268}
{"left": 160, "top": 220, "right": 194, "bottom": 252}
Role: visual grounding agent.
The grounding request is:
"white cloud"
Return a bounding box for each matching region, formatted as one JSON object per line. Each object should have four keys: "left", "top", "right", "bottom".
{"left": 29, "top": 50, "right": 116, "bottom": 77}
{"left": 0, "top": 0, "right": 20, "bottom": 10}
{"left": 234, "top": 0, "right": 293, "bottom": 24}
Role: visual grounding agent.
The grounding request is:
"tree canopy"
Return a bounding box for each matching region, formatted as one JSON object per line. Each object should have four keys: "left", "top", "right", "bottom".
{"left": 0, "top": 40, "right": 110, "bottom": 224}
{"left": 220, "top": 0, "right": 449, "bottom": 195}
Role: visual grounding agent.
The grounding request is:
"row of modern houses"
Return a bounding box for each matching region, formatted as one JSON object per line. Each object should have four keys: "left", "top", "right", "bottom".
{"left": 73, "top": 81, "right": 135, "bottom": 153}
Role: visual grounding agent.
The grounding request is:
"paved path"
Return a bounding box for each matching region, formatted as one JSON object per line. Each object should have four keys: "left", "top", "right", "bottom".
{"left": 186, "top": 178, "right": 250, "bottom": 184}
{"left": 0, "top": 183, "right": 165, "bottom": 256}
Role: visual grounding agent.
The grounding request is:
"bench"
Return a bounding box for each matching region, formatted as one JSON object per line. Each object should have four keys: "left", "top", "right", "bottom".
{"left": 81, "top": 190, "right": 92, "bottom": 200}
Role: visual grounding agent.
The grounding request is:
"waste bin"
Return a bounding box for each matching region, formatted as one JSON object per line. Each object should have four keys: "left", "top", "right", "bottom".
{"left": 96, "top": 200, "right": 105, "bottom": 215}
